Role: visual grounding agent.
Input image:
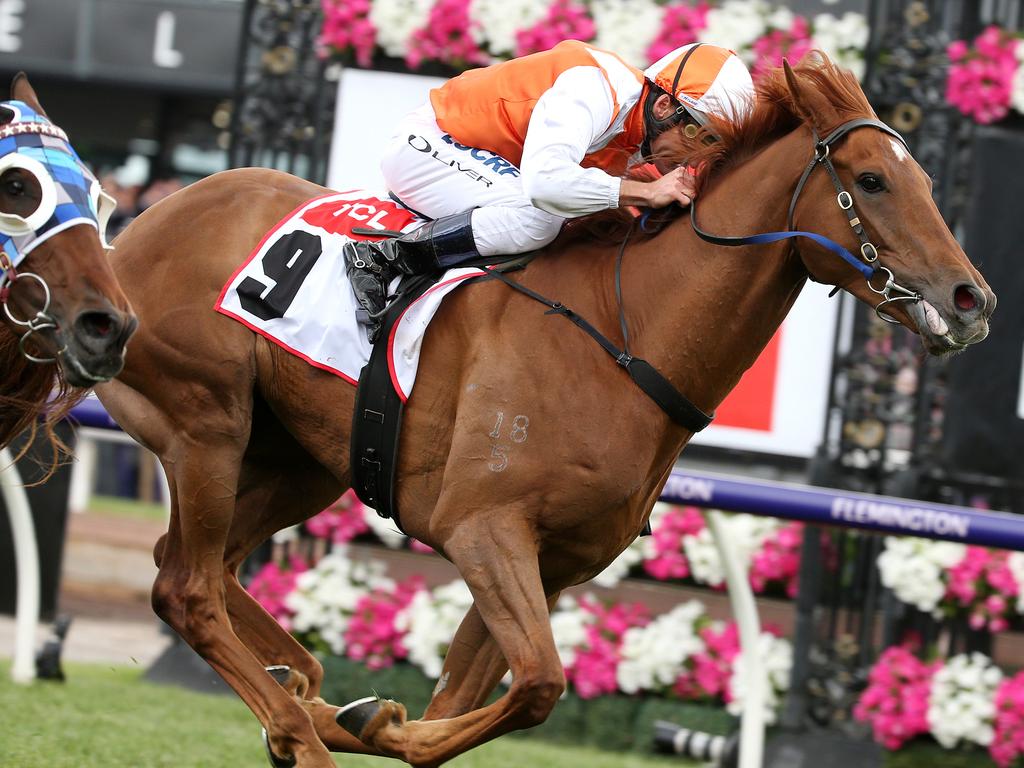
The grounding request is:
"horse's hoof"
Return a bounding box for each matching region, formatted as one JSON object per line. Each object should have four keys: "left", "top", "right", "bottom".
{"left": 261, "top": 727, "right": 296, "bottom": 768}
{"left": 266, "top": 665, "right": 291, "bottom": 685}
{"left": 335, "top": 696, "right": 382, "bottom": 738}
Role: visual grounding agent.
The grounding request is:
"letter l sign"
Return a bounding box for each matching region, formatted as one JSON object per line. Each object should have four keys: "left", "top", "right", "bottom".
{"left": 153, "top": 11, "right": 183, "bottom": 68}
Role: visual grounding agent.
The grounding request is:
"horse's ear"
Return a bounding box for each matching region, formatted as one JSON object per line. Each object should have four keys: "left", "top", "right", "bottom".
{"left": 10, "top": 72, "right": 48, "bottom": 118}
{"left": 782, "top": 58, "right": 833, "bottom": 135}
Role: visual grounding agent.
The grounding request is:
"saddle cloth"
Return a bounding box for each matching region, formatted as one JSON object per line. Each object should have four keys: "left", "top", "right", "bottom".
{"left": 215, "top": 190, "right": 483, "bottom": 401}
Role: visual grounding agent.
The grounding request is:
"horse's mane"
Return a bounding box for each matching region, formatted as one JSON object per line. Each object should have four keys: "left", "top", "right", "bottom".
{"left": 0, "top": 323, "right": 83, "bottom": 481}
{"left": 562, "top": 52, "right": 875, "bottom": 243}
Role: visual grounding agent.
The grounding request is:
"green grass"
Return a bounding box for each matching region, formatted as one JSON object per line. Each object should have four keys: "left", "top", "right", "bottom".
{"left": 0, "top": 662, "right": 695, "bottom": 768}
{"left": 87, "top": 494, "right": 168, "bottom": 522}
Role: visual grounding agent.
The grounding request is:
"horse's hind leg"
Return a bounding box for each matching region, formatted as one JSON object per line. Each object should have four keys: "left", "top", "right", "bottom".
{"left": 152, "top": 439, "right": 335, "bottom": 768}
{"left": 342, "top": 509, "right": 566, "bottom": 767}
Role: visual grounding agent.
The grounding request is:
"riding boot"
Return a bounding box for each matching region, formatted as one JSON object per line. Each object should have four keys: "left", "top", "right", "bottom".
{"left": 343, "top": 211, "right": 479, "bottom": 339}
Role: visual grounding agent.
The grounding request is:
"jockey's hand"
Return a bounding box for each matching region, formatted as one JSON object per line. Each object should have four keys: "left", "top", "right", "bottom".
{"left": 619, "top": 166, "right": 697, "bottom": 210}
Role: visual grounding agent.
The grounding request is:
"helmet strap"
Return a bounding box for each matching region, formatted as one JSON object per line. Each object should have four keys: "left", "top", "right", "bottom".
{"left": 641, "top": 85, "right": 694, "bottom": 159}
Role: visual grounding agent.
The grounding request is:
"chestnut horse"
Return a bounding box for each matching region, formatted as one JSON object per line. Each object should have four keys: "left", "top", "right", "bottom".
{"left": 0, "top": 76, "right": 135, "bottom": 459}
{"left": 95, "top": 57, "right": 992, "bottom": 767}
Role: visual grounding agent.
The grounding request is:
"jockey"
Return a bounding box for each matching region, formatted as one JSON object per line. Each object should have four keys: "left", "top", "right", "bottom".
{"left": 344, "top": 41, "right": 755, "bottom": 336}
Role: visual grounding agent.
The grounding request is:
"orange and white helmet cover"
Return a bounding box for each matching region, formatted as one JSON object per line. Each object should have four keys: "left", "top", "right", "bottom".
{"left": 643, "top": 43, "right": 755, "bottom": 124}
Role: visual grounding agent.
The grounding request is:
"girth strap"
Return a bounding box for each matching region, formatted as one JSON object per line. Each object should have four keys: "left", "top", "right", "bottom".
{"left": 476, "top": 265, "right": 714, "bottom": 433}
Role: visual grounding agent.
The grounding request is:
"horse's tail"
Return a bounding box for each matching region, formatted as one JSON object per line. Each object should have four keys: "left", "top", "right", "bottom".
{"left": 0, "top": 322, "right": 85, "bottom": 482}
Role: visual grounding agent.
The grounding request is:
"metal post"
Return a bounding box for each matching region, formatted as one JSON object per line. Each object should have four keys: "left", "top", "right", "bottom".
{"left": 707, "top": 511, "right": 765, "bottom": 768}
{"left": 2, "top": 447, "right": 39, "bottom": 684}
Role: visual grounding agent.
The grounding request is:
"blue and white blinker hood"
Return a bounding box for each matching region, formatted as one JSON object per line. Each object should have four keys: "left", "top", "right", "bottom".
{"left": 0, "top": 100, "right": 115, "bottom": 269}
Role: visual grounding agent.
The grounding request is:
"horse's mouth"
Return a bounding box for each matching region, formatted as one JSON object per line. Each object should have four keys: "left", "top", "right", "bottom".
{"left": 908, "top": 298, "right": 969, "bottom": 356}
{"left": 60, "top": 343, "right": 126, "bottom": 387}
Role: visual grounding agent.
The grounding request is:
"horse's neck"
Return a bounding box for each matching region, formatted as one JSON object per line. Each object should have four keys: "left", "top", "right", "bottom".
{"left": 623, "top": 130, "right": 809, "bottom": 418}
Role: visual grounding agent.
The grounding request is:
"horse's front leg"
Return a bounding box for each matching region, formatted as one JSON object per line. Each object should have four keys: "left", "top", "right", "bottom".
{"left": 420, "top": 591, "right": 561, "bottom": 719}
{"left": 152, "top": 440, "right": 334, "bottom": 768}
{"left": 336, "top": 507, "right": 566, "bottom": 767}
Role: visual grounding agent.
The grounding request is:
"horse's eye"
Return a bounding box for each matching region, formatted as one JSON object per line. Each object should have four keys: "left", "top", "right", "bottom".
{"left": 857, "top": 174, "right": 885, "bottom": 193}
{"left": 5, "top": 178, "right": 24, "bottom": 196}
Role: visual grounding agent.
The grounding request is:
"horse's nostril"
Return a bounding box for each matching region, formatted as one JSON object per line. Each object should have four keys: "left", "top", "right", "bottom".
{"left": 954, "top": 284, "right": 981, "bottom": 313}
{"left": 77, "top": 311, "right": 118, "bottom": 340}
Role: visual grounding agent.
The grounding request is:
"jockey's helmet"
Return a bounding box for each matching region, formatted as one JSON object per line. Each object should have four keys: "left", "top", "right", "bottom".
{"left": 643, "top": 43, "right": 755, "bottom": 127}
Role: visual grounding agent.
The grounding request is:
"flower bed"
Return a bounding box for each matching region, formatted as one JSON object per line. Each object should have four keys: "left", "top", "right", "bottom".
{"left": 248, "top": 544, "right": 793, "bottom": 721}
{"left": 248, "top": 492, "right": 1024, "bottom": 762}
{"left": 319, "top": 0, "right": 868, "bottom": 80}
{"left": 856, "top": 645, "right": 1024, "bottom": 767}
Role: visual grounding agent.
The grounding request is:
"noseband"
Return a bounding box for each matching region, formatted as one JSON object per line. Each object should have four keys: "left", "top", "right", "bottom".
{"left": 691, "top": 117, "right": 922, "bottom": 323}
{"left": 0, "top": 251, "right": 64, "bottom": 363}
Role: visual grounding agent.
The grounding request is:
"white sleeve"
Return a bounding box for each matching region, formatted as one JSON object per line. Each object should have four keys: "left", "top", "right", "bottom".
{"left": 519, "top": 66, "right": 624, "bottom": 218}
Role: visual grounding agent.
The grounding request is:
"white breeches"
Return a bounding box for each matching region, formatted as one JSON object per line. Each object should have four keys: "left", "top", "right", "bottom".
{"left": 380, "top": 105, "right": 565, "bottom": 257}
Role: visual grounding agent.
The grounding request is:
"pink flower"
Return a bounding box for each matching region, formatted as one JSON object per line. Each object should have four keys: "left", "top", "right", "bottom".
{"left": 751, "top": 16, "right": 813, "bottom": 83}
{"left": 406, "top": 0, "right": 489, "bottom": 70}
{"left": 749, "top": 523, "right": 804, "bottom": 597}
{"left": 305, "top": 490, "right": 370, "bottom": 545}
{"left": 318, "top": 0, "right": 376, "bottom": 67}
{"left": 646, "top": 3, "right": 710, "bottom": 63}
{"left": 674, "top": 621, "right": 740, "bottom": 701}
{"left": 564, "top": 596, "right": 649, "bottom": 699}
{"left": 991, "top": 672, "right": 1024, "bottom": 767}
{"left": 343, "top": 575, "right": 424, "bottom": 670}
{"left": 643, "top": 505, "right": 704, "bottom": 581}
{"left": 854, "top": 646, "right": 939, "bottom": 750}
{"left": 945, "top": 546, "right": 1018, "bottom": 633}
{"left": 515, "top": 0, "right": 596, "bottom": 58}
{"left": 945, "top": 26, "right": 1019, "bottom": 124}
{"left": 245, "top": 555, "right": 308, "bottom": 632}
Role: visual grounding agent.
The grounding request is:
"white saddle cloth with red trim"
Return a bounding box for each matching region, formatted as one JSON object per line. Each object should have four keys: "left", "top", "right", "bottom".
{"left": 216, "top": 190, "right": 483, "bottom": 401}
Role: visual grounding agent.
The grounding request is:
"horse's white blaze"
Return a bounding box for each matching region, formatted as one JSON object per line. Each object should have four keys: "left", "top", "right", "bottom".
{"left": 889, "top": 138, "right": 910, "bottom": 163}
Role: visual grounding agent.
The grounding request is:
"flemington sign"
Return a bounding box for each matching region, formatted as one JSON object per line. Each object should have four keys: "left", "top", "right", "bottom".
{"left": 0, "top": 0, "right": 242, "bottom": 92}
{"left": 660, "top": 469, "right": 1024, "bottom": 550}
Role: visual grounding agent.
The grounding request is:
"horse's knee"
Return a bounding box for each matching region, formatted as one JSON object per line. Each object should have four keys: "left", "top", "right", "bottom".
{"left": 508, "top": 673, "right": 565, "bottom": 727}
{"left": 151, "top": 569, "right": 184, "bottom": 627}
{"left": 152, "top": 533, "right": 167, "bottom": 568}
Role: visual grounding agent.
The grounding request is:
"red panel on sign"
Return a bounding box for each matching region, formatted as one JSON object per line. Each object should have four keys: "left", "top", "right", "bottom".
{"left": 713, "top": 329, "right": 782, "bottom": 431}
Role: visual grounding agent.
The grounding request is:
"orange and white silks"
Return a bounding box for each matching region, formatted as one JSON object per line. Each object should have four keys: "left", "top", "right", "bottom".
{"left": 429, "top": 40, "right": 646, "bottom": 176}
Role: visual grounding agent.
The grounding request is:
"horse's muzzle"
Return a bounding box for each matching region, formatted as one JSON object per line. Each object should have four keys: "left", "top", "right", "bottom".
{"left": 63, "top": 308, "right": 138, "bottom": 384}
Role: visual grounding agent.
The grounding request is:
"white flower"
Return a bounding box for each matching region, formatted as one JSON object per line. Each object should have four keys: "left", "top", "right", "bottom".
{"left": 683, "top": 513, "right": 779, "bottom": 589}
{"left": 369, "top": 0, "right": 435, "bottom": 58}
{"left": 549, "top": 595, "right": 592, "bottom": 670}
{"left": 767, "top": 7, "right": 795, "bottom": 31}
{"left": 469, "top": 0, "right": 552, "bottom": 58}
{"left": 727, "top": 632, "right": 793, "bottom": 726}
{"left": 928, "top": 652, "right": 1002, "bottom": 749}
{"left": 362, "top": 506, "right": 409, "bottom": 549}
{"left": 285, "top": 547, "right": 393, "bottom": 655}
{"left": 593, "top": 536, "right": 645, "bottom": 588}
{"left": 877, "top": 537, "right": 966, "bottom": 614}
{"left": 1011, "top": 64, "right": 1024, "bottom": 116}
{"left": 812, "top": 13, "right": 870, "bottom": 81}
{"left": 699, "top": 0, "right": 771, "bottom": 61}
{"left": 591, "top": 0, "right": 664, "bottom": 68}
{"left": 398, "top": 579, "right": 474, "bottom": 679}
{"left": 616, "top": 600, "right": 705, "bottom": 694}
{"left": 1008, "top": 552, "right": 1024, "bottom": 613}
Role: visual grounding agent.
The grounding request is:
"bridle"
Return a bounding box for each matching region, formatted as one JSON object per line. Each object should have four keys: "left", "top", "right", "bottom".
{"left": 0, "top": 250, "right": 64, "bottom": 363}
{"left": 691, "top": 117, "right": 923, "bottom": 323}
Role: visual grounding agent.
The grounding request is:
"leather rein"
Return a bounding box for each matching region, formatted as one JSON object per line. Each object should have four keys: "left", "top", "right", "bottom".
{"left": 690, "top": 117, "right": 923, "bottom": 323}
